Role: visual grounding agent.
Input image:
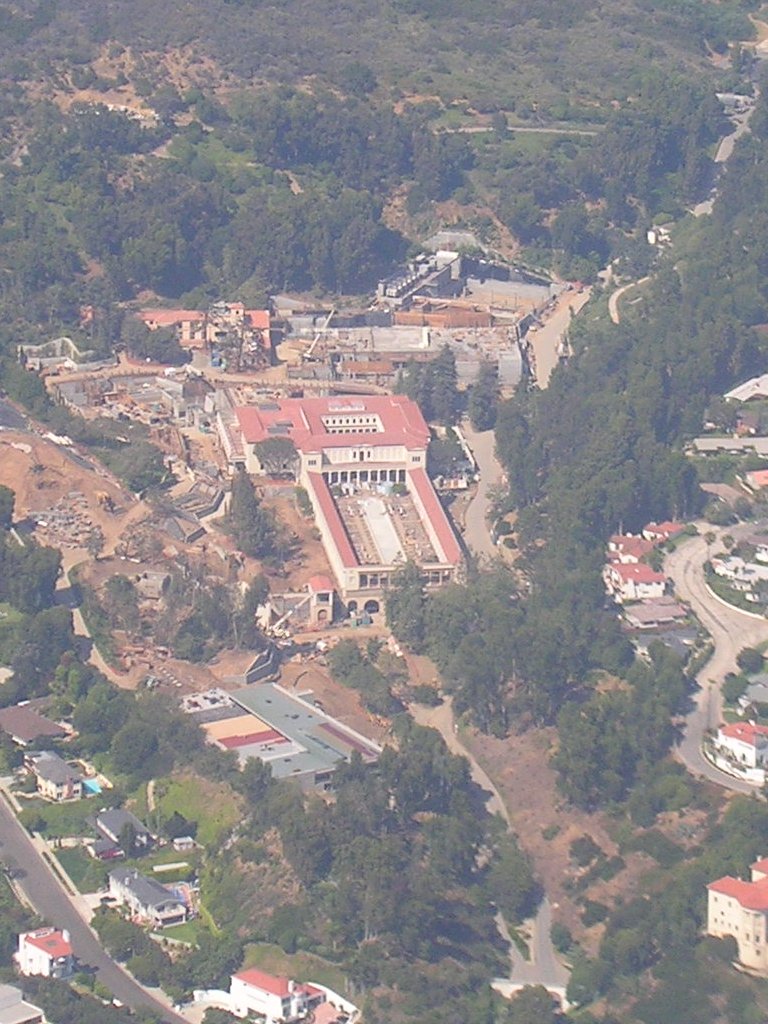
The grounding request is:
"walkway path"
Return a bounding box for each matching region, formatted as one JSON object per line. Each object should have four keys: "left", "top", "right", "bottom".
{"left": 411, "top": 696, "right": 570, "bottom": 997}
{"left": 665, "top": 525, "right": 768, "bottom": 793}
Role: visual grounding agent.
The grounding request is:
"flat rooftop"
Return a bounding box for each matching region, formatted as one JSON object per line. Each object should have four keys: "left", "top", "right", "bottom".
{"left": 231, "top": 684, "right": 380, "bottom": 780}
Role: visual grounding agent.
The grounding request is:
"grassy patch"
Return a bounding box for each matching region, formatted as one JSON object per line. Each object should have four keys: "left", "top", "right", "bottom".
{"left": 19, "top": 797, "right": 97, "bottom": 838}
{"left": 242, "top": 943, "right": 348, "bottom": 995}
{"left": 154, "top": 773, "right": 242, "bottom": 847}
{"left": 56, "top": 846, "right": 108, "bottom": 893}
{"left": 158, "top": 918, "right": 210, "bottom": 946}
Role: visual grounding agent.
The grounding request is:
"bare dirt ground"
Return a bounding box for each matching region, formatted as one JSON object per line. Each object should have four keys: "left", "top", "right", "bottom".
{"left": 0, "top": 430, "right": 145, "bottom": 554}
{"left": 279, "top": 659, "right": 389, "bottom": 745}
{"left": 260, "top": 492, "right": 334, "bottom": 593}
{"left": 459, "top": 725, "right": 659, "bottom": 952}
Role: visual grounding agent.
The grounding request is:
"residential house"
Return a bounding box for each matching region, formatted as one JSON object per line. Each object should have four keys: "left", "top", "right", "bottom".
{"left": 623, "top": 597, "right": 687, "bottom": 630}
{"left": 229, "top": 968, "right": 325, "bottom": 1023}
{"left": 25, "top": 752, "right": 82, "bottom": 802}
{"left": 0, "top": 984, "right": 44, "bottom": 1024}
{"left": 746, "top": 470, "right": 768, "bottom": 492}
{"left": 16, "top": 929, "right": 74, "bottom": 979}
{"left": 708, "top": 857, "right": 768, "bottom": 974}
{"left": 715, "top": 721, "right": 768, "bottom": 770}
{"left": 108, "top": 868, "right": 187, "bottom": 928}
{"left": 92, "top": 808, "right": 152, "bottom": 858}
{"left": 603, "top": 562, "right": 667, "bottom": 603}
{"left": 607, "top": 534, "right": 654, "bottom": 564}
{"left": 641, "top": 521, "right": 685, "bottom": 544}
{"left": 0, "top": 706, "right": 67, "bottom": 748}
{"left": 711, "top": 555, "right": 768, "bottom": 595}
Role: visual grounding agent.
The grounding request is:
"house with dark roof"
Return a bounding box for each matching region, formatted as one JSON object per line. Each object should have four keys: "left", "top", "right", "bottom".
{"left": 87, "top": 808, "right": 153, "bottom": 859}
{"left": 108, "top": 868, "right": 187, "bottom": 928}
{"left": 0, "top": 706, "right": 67, "bottom": 747}
{"left": 0, "top": 983, "right": 44, "bottom": 1024}
{"left": 25, "top": 752, "right": 82, "bottom": 802}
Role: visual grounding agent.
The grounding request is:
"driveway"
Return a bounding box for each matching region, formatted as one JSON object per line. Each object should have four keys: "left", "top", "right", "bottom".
{"left": 0, "top": 792, "right": 187, "bottom": 1022}
{"left": 461, "top": 420, "right": 503, "bottom": 562}
{"left": 665, "top": 526, "right": 768, "bottom": 793}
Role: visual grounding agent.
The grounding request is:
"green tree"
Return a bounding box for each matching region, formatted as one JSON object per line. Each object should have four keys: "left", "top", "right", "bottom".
{"left": 468, "top": 361, "right": 499, "bottom": 431}
{"left": 0, "top": 486, "right": 14, "bottom": 530}
{"left": 385, "top": 561, "right": 426, "bottom": 651}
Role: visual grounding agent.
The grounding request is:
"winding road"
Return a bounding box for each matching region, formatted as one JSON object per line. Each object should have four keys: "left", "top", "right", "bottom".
{"left": 665, "top": 526, "right": 768, "bottom": 793}
{"left": 411, "top": 697, "right": 570, "bottom": 1001}
{"left": 461, "top": 420, "right": 504, "bottom": 561}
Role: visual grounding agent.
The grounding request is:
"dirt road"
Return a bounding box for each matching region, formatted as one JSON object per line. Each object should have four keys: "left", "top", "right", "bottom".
{"left": 411, "top": 696, "right": 570, "bottom": 994}
{"left": 608, "top": 276, "right": 650, "bottom": 325}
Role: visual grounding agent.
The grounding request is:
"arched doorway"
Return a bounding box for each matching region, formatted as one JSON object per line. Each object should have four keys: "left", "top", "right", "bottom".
{"left": 363, "top": 599, "right": 380, "bottom": 614}
{"left": 347, "top": 600, "right": 358, "bottom": 615}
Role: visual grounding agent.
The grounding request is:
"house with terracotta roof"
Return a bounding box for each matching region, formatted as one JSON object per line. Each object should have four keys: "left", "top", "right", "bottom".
{"left": 229, "top": 968, "right": 325, "bottom": 1023}
{"left": 607, "top": 533, "right": 654, "bottom": 564}
{"left": 603, "top": 562, "right": 667, "bottom": 603}
{"left": 218, "top": 395, "right": 462, "bottom": 608}
{"left": 641, "top": 521, "right": 686, "bottom": 544}
{"left": 16, "top": 928, "right": 74, "bottom": 979}
{"left": 708, "top": 857, "right": 768, "bottom": 973}
{"left": 716, "top": 721, "right": 768, "bottom": 770}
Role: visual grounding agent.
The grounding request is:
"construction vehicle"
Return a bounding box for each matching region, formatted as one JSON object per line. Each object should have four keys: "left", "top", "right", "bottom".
{"left": 304, "top": 307, "right": 336, "bottom": 361}
{"left": 95, "top": 491, "right": 114, "bottom": 512}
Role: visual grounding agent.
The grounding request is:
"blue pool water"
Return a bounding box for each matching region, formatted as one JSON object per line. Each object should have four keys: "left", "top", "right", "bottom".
{"left": 83, "top": 779, "right": 102, "bottom": 795}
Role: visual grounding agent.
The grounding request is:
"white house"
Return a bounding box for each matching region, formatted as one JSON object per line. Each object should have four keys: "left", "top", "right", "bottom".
{"left": 108, "top": 868, "right": 187, "bottom": 929}
{"left": 16, "top": 928, "right": 74, "bottom": 980}
{"left": 708, "top": 857, "right": 768, "bottom": 974}
{"left": 24, "top": 752, "right": 82, "bottom": 802}
{"left": 716, "top": 721, "right": 768, "bottom": 769}
{"left": 229, "top": 968, "right": 325, "bottom": 1023}
{"left": 603, "top": 562, "right": 667, "bottom": 603}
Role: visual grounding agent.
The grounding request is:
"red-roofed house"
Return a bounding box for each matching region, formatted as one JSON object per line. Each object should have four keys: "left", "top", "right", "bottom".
{"left": 746, "top": 470, "right": 768, "bottom": 492}
{"left": 16, "top": 928, "right": 74, "bottom": 979}
{"left": 219, "top": 395, "right": 462, "bottom": 606}
{"left": 708, "top": 858, "right": 768, "bottom": 972}
{"left": 229, "top": 968, "right": 325, "bottom": 1023}
{"left": 642, "top": 521, "right": 686, "bottom": 544}
{"left": 603, "top": 562, "right": 667, "bottom": 603}
{"left": 716, "top": 721, "right": 768, "bottom": 769}
{"left": 607, "top": 534, "right": 654, "bottom": 564}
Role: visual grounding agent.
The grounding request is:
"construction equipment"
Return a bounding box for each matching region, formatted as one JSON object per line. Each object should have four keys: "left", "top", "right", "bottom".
{"left": 305, "top": 307, "right": 335, "bottom": 361}
{"left": 95, "top": 491, "right": 114, "bottom": 512}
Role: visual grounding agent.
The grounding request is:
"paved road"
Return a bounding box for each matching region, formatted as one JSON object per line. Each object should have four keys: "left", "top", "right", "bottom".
{"left": 0, "top": 792, "right": 187, "bottom": 1022}
{"left": 608, "top": 276, "right": 650, "bottom": 325}
{"left": 693, "top": 102, "right": 756, "bottom": 217}
{"left": 528, "top": 287, "right": 591, "bottom": 385}
{"left": 665, "top": 526, "right": 768, "bottom": 793}
{"left": 411, "top": 697, "right": 570, "bottom": 994}
{"left": 0, "top": 397, "right": 28, "bottom": 431}
{"left": 461, "top": 420, "right": 503, "bottom": 561}
{"left": 437, "top": 124, "right": 599, "bottom": 137}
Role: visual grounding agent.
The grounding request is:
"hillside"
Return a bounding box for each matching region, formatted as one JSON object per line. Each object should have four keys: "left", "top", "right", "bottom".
{"left": 0, "top": 0, "right": 757, "bottom": 117}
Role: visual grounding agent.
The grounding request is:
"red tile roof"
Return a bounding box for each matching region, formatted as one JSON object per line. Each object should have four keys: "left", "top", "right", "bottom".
{"left": 245, "top": 310, "right": 271, "bottom": 332}
{"left": 608, "top": 534, "right": 654, "bottom": 560}
{"left": 137, "top": 309, "right": 204, "bottom": 326}
{"left": 408, "top": 467, "right": 462, "bottom": 564}
{"left": 708, "top": 874, "right": 768, "bottom": 911}
{"left": 218, "top": 730, "right": 286, "bottom": 749}
{"left": 609, "top": 563, "right": 666, "bottom": 584}
{"left": 234, "top": 395, "right": 430, "bottom": 453}
{"left": 306, "top": 474, "right": 358, "bottom": 568}
{"left": 24, "top": 929, "right": 72, "bottom": 958}
{"left": 752, "top": 857, "right": 768, "bottom": 875}
{"left": 719, "top": 721, "right": 768, "bottom": 745}
{"left": 307, "top": 574, "right": 335, "bottom": 593}
{"left": 233, "top": 968, "right": 292, "bottom": 998}
{"left": 643, "top": 521, "right": 685, "bottom": 541}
